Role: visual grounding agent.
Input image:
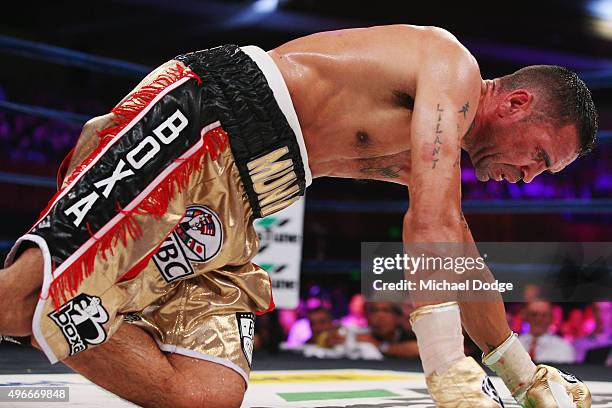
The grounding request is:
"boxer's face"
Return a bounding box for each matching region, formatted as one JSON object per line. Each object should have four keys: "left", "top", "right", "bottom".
{"left": 471, "top": 117, "right": 580, "bottom": 184}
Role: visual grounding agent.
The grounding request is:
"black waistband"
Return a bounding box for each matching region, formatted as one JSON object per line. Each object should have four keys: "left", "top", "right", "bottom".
{"left": 175, "top": 45, "right": 306, "bottom": 218}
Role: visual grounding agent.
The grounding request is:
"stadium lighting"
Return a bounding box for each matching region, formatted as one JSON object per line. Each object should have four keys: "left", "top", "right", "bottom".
{"left": 253, "top": 0, "right": 279, "bottom": 14}
{"left": 587, "top": 0, "right": 612, "bottom": 39}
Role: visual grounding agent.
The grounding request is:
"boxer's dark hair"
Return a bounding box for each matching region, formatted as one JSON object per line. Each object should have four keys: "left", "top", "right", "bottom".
{"left": 500, "top": 65, "right": 598, "bottom": 156}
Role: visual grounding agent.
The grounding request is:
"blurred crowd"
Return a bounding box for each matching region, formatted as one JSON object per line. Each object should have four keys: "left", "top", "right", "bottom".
{"left": 0, "top": 111, "right": 80, "bottom": 166}
{"left": 254, "top": 292, "right": 612, "bottom": 366}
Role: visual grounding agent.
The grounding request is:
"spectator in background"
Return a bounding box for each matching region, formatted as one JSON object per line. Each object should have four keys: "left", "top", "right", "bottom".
{"left": 550, "top": 304, "right": 564, "bottom": 334}
{"left": 561, "top": 308, "right": 588, "bottom": 342}
{"left": 523, "top": 283, "right": 542, "bottom": 302}
{"left": 253, "top": 310, "right": 284, "bottom": 353}
{"left": 341, "top": 294, "right": 367, "bottom": 329}
{"left": 285, "top": 297, "right": 331, "bottom": 346}
{"left": 305, "top": 307, "right": 338, "bottom": 346}
{"left": 519, "top": 300, "right": 575, "bottom": 363}
{"left": 278, "top": 309, "right": 298, "bottom": 337}
{"left": 573, "top": 301, "right": 612, "bottom": 363}
{"left": 581, "top": 304, "right": 596, "bottom": 335}
{"left": 356, "top": 302, "right": 419, "bottom": 359}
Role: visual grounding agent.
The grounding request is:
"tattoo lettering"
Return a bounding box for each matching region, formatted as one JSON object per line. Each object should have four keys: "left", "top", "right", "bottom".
{"left": 432, "top": 104, "right": 444, "bottom": 169}
{"left": 360, "top": 165, "right": 402, "bottom": 179}
{"left": 454, "top": 124, "right": 461, "bottom": 168}
{"left": 458, "top": 102, "right": 469, "bottom": 119}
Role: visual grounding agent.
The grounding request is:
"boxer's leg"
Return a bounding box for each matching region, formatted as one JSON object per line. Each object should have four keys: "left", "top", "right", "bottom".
{"left": 0, "top": 247, "right": 42, "bottom": 336}
{"left": 59, "top": 323, "right": 245, "bottom": 408}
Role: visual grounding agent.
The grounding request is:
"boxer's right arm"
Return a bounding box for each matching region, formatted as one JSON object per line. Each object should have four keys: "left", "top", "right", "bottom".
{"left": 403, "top": 35, "right": 480, "bottom": 245}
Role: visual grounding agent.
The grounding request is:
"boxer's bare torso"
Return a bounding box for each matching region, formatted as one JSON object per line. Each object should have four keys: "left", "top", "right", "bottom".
{"left": 269, "top": 25, "right": 483, "bottom": 187}
{"left": 69, "top": 25, "right": 483, "bottom": 238}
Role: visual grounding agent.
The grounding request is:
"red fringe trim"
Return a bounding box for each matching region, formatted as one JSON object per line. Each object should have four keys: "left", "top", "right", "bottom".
{"left": 38, "top": 63, "right": 201, "bottom": 222}
{"left": 43, "top": 64, "right": 218, "bottom": 309}
{"left": 48, "top": 126, "right": 229, "bottom": 310}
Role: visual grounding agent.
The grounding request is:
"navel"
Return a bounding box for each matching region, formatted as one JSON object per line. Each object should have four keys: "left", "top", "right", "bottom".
{"left": 356, "top": 130, "right": 370, "bottom": 147}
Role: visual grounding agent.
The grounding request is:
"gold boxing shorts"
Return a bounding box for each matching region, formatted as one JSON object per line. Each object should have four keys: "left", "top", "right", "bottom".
{"left": 5, "top": 44, "right": 312, "bottom": 384}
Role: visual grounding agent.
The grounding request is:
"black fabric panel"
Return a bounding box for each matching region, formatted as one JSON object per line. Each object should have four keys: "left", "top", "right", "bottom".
{"left": 175, "top": 45, "right": 306, "bottom": 218}
{"left": 31, "top": 80, "right": 203, "bottom": 269}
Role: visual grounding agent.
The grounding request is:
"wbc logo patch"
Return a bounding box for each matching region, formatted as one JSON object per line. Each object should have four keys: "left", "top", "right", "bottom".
{"left": 153, "top": 205, "right": 223, "bottom": 283}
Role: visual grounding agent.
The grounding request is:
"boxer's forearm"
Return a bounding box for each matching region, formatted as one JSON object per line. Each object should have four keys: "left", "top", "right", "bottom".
{"left": 404, "top": 211, "right": 512, "bottom": 352}
{"left": 458, "top": 218, "right": 512, "bottom": 353}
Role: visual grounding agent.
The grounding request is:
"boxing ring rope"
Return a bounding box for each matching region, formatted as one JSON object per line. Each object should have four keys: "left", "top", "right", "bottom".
{"left": 0, "top": 238, "right": 604, "bottom": 275}
{"left": 0, "top": 35, "right": 149, "bottom": 77}
{"left": 2, "top": 160, "right": 611, "bottom": 214}
{"left": 0, "top": 100, "right": 90, "bottom": 126}
{"left": 3, "top": 34, "right": 612, "bottom": 86}
{"left": 1, "top": 35, "right": 612, "bottom": 216}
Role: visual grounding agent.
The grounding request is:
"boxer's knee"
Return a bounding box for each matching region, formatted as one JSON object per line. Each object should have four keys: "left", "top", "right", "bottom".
{"left": 177, "top": 382, "right": 245, "bottom": 408}
{"left": 205, "top": 377, "right": 245, "bottom": 408}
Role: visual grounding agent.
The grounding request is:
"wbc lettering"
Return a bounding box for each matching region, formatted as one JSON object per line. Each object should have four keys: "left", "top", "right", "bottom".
{"left": 64, "top": 109, "right": 189, "bottom": 227}
{"left": 152, "top": 232, "right": 195, "bottom": 283}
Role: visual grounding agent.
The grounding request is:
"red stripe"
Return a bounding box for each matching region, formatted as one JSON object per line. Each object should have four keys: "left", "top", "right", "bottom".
{"left": 43, "top": 74, "right": 232, "bottom": 310}
{"left": 56, "top": 147, "right": 76, "bottom": 190}
{"left": 37, "top": 63, "right": 200, "bottom": 225}
{"left": 256, "top": 273, "right": 276, "bottom": 316}
{"left": 48, "top": 127, "right": 230, "bottom": 309}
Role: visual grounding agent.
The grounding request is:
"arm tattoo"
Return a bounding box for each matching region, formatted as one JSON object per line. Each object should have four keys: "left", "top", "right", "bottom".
{"left": 453, "top": 119, "right": 475, "bottom": 168}
{"left": 360, "top": 165, "right": 401, "bottom": 179}
{"left": 432, "top": 104, "right": 444, "bottom": 169}
{"left": 458, "top": 102, "right": 469, "bottom": 119}
{"left": 454, "top": 124, "right": 461, "bottom": 168}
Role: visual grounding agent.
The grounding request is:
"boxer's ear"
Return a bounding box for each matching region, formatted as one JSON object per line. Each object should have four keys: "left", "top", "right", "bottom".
{"left": 496, "top": 89, "right": 533, "bottom": 120}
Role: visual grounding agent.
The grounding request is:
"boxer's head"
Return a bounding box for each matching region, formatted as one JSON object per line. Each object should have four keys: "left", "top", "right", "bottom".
{"left": 469, "top": 65, "right": 598, "bottom": 183}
